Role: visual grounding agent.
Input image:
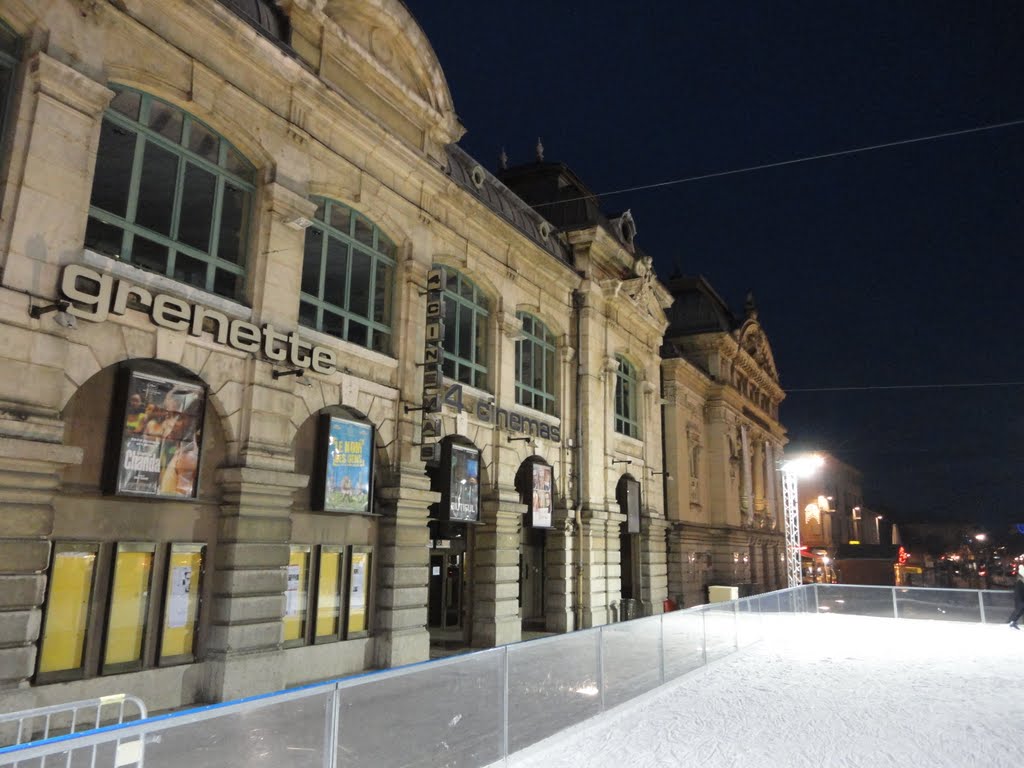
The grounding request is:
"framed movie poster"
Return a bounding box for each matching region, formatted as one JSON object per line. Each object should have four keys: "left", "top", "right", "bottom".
{"left": 345, "top": 546, "right": 372, "bottom": 638}
{"left": 111, "top": 369, "right": 206, "bottom": 499}
{"left": 624, "top": 478, "right": 641, "bottom": 534}
{"left": 317, "top": 416, "right": 374, "bottom": 514}
{"left": 530, "top": 462, "right": 553, "bottom": 528}
{"left": 443, "top": 443, "right": 480, "bottom": 522}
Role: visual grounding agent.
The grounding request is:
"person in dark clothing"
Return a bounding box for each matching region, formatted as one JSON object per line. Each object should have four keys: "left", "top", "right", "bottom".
{"left": 1008, "top": 568, "right": 1024, "bottom": 629}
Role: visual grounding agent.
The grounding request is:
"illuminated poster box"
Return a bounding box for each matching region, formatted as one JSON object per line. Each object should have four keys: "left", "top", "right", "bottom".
{"left": 315, "top": 415, "right": 374, "bottom": 514}
{"left": 107, "top": 367, "right": 206, "bottom": 499}
{"left": 441, "top": 443, "right": 480, "bottom": 523}
{"left": 529, "top": 462, "right": 554, "bottom": 528}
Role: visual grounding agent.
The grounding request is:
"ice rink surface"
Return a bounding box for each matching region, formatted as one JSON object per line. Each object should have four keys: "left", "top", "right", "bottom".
{"left": 507, "top": 613, "right": 1024, "bottom": 768}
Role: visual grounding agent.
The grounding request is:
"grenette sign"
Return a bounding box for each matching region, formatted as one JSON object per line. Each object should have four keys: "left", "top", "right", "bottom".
{"left": 57, "top": 264, "right": 338, "bottom": 374}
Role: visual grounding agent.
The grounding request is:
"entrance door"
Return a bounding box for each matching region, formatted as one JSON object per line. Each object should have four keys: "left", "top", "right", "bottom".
{"left": 519, "top": 527, "right": 545, "bottom": 630}
{"left": 428, "top": 551, "right": 464, "bottom": 631}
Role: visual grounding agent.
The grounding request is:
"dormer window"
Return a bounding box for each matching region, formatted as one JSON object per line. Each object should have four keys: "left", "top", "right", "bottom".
{"left": 217, "top": 0, "right": 290, "bottom": 44}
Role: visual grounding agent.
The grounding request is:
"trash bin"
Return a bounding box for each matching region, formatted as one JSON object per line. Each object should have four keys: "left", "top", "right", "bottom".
{"left": 708, "top": 585, "right": 739, "bottom": 603}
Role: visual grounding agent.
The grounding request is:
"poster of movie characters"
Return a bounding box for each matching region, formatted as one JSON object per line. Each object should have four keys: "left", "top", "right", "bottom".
{"left": 531, "top": 463, "right": 553, "bottom": 528}
{"left": 323, "top": 418, "right": 373, "bottom": 513}
{"left": 448, "top": 445, "right": 480, "bottom": 522}
{"left": 116, "top": 371, "right": 205, "bottom": 498}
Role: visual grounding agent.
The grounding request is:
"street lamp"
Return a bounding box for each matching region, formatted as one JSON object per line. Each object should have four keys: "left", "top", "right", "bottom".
{"left": 781, "top": 454, "right": 825, "bottom": 589}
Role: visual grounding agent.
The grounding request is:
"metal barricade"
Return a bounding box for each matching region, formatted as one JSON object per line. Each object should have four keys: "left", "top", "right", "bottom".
{"left": 0, "top": 693, "right": 147, "bottom": 754}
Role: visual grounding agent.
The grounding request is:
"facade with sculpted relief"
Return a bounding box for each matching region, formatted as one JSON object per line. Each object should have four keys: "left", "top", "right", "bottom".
{"left": 661, "top": 278, "right": 788, "bottom": 606}
{"left": 0, "top": 0, "right": 670, "bottom": 714}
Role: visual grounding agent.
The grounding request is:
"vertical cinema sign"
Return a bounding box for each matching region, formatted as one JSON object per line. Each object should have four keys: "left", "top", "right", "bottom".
{"left": 422, "top": 269, "right": 445, "bottom": 441}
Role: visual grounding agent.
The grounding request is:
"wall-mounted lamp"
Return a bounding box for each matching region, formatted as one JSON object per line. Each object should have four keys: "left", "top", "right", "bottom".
{"left": 508, "top": 435, "right": 533, "bottom": 444}
{"left": 30, "top": 300, "right": 76, "bottom": 329}
{"left": 610, "top": 459, "right": 632, "bottom": 466}
{"left": 272, "top": 368, "right": 311, "bottom": 386}
{"left": 650, "top": 469, "right": 672, "bottom": 480}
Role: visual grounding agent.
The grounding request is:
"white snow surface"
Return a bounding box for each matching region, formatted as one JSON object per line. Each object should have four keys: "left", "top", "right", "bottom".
{"left": 507, "top": 613, "right": 1023, "bottom": 768}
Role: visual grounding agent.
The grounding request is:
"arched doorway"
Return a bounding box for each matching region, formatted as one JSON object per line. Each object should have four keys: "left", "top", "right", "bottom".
{"left": 616, "top": 474, "right": 641, "bottom": 620}
{"left": 426, "top": 436, "right": 482, "bottom": 649}
{"left": 515, "top": 458, "right": 554, "bottom": 632}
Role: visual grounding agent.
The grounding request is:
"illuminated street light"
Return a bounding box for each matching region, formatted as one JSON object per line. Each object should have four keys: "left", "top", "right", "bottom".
{"left": 975, "top": 533, "right": 987, "bottom": 542}
{"left": 780, "top": 454, "right": 825, "bottom": 589}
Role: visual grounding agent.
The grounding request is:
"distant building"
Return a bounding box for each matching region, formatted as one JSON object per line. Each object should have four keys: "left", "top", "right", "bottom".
{"left": 659, "top": 279, "right": 787, "bottom": 606}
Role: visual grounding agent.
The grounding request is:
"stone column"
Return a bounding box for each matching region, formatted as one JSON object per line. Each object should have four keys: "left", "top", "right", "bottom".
{"left": 0, "top": 432, "right": 82, "bottom": 690}
{"left": 472, "top": 485, "right": 524, "bottom": 647}
{"left": 202, "top": 466, "right": 307, "bottom": 702}
{"left": 763, "top": 442, "right": 775, "bottom": 527}
{"left": 753, "top": 439, "right": 765, "bottom": 514}
{"left": 374, "top": 465, "right": 436, "bottom": 668}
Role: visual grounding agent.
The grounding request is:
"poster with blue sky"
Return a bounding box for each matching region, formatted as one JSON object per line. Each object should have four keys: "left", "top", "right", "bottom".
{"left": 324, "top": 417, "right": 372, "bottom": 513}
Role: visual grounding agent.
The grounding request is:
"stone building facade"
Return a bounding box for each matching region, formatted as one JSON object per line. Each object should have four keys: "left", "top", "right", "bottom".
{"left": 660, "top": 278, "right": 788, "bottom": 606}
{"left": 0, "top": 0, "right": 670, "bottom": 713}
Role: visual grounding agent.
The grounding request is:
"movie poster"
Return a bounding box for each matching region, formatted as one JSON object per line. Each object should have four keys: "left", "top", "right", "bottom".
{"left": 448, "top": 445, "right": 480, "bottom": 522}
{"left": 531, "top": 463, "right": 553, "bottom": 528}
{"left": 323, "top": 418, "right": 373, "bottom": 513}
{"left": 115, "top": 371, "right": 205, "bottom": 498}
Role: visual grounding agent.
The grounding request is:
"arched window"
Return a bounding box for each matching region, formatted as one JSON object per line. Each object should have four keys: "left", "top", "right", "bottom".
{"left": 0, "top": 21, "right": 19, "bottom": 152}
{"left": 614, "top": 355, "right": 639, "bottom": 438}
{"left": 437, "top": 267, "right": 489, "bottom": 389}
{"left": 515, "top": 312, "right": 556, "bottom": 416}
{"left": 84, "top": 85, "right": 256, "bottom": 300}
{"left": 298, "top": 198, "right": 396, "bottom": 354}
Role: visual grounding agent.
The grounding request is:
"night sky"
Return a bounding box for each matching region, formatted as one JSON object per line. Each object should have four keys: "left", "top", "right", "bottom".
{"left": 410, "top": 2, "right": 1024, "bottom": 531}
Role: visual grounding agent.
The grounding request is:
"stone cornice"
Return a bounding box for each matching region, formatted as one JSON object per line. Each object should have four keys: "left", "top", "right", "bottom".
{"left": 28, "top": 52, "right": 113, "bottom": 117}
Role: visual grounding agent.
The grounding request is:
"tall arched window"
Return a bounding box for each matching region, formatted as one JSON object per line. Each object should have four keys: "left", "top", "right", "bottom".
{"left": 437, "top": 267, "right": 489, "bottom": 389}
{"left": 298, "top": 198, "right": 396, "bottom": 354}
{"left": 614, "top": 355, "right": 639, "bottom": 438}
{"left": 0, "top": 21, "right": 19, "bottom": 153}
{"left": 515, "top": 312, "right": 556, "bottom": 416}
{"left": 84, "top": 85, "right": 256, "bottom": 300}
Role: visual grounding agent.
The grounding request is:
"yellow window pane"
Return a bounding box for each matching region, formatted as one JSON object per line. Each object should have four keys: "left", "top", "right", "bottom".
{"left": 347, "top": 551, "right": 369, "bottom": 634}
{"left": 160, "top": 547, "right": 204, "bottom": 659}
{"left": 105, "top": 549, "right": 154, "bottom": 666}
{"left": 315, "top": 550, "right": 341, "bottom": 638}
{"left": 283, "top": 548, "right": 309, "bottom": 642}
{"left": 38, "top": 549, "right": 96, "bottom": 674}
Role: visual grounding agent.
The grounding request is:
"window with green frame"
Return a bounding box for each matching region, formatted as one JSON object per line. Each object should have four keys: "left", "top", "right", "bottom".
{"left": 0, "top": 21, "right": 19, "bottom": 152}
{"left": 298, "top": 198, "right": 396, "bottom": 354}
{"left": 614, "top": 355, "right": 640, "bottom": 438}
{"left": 515, "top": 312, "right": 557, "bottom": 416}
{"left": 437, "top": 267, "right": 489, "bottom": 390}
{"left": 84, "top": 85, "right": 256, "bottom": 301}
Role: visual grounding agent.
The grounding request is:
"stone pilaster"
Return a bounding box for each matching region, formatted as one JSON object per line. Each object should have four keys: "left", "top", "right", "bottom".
{"left": 472, "top": 486, "right": 524, "bottom": 648}
{"left": 0, "top": 431, "right": 83, "bottom": 689}
{"left": 579, "top": 507, "right": 617, "bottom": 627}
{"left": 374, "top": 465, "right": 436, "bottom": 668}
{"left": 201, "top": 466, "right": 306, "bottom": 702}
{"left": 544, "top": 510, "right": 576, "bottom": 633}
{"left": 638, "top": 515, "right": 669, "bottom": 614}
{"left": 2, "top": 53, "right": 113, "bottom": 297}
{"left": 740, "top": 424, "right": 753, "bottom": 525}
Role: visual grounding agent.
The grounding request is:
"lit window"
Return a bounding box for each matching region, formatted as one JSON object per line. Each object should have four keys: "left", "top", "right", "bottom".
{"left": 614, "top": 355, "right": 639, "bottom": 438}
{"left": 84, "top": 85, "right": 255, "bottom": 300}
{"left": 437, "top": 267, "right": 489, "bottom": 390}
{"left": 515, "top": 312, "right": 556, "bottom": 415}
{"left": 299, "top": 198, "right": 396, "bottom": 354}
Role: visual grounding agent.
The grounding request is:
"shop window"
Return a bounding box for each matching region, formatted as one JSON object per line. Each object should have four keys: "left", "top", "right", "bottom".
{"left": 515, "top": 312, "right": 557, "bottom": 416}
{"left": 298, "top": 198, "right": 396, "bottom": 355}
{"left": 0, "top": 21, "right": 18, "bottom": 160}
{"left": 84, "top": 85, "right": 255, "bottom": 300}
{"left": 436, "top": 267, "right": 489, "bottom": 390}
{"left": 36, "top": 541, "right": 207, "bottom": 683}
{"left": 614, "top": 355, "right": 640, "bottom": 438}
{"left": 286, "top": 544, "right": 373, "bottom": 645}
